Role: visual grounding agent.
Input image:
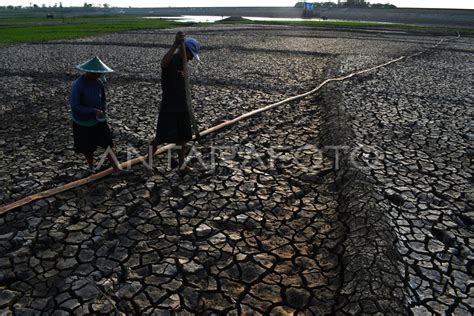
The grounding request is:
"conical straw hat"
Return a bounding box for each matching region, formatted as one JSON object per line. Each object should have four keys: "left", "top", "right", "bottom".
{"left": 76, "top": 56, "right": 114, "bottom": 73}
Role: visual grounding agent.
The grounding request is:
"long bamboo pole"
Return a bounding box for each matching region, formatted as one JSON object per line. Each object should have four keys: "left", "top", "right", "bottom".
{"left": 181, "top": 41, "right": 200, "bottom": 139}
{"left": 0, "top": 57, "right": 405, "bottom": 215}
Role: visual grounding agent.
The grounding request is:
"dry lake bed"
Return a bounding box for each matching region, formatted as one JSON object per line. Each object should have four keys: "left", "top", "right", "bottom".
{"left": 0, "top": 25, "right": 472, "bottom": 314}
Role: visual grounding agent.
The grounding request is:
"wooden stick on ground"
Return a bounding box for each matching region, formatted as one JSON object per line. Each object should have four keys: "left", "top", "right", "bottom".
{"left": 0, "top": 57, "right": 405, "bottom": 216}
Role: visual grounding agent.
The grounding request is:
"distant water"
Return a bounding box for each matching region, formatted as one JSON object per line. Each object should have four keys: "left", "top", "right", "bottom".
{"left": 144, "top": 16, "right": 230, "bottom": 23}
{"left": 142, "top": 15, "right": 403, "bottom": 30}
{"left": 143, "top": 15, "right": 334, "bottom": 23}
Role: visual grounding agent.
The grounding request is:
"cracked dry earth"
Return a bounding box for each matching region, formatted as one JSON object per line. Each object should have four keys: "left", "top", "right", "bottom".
{"left": 0, "top": 25, "right": 472, "bottom": 314}
{"left": 322, "top": 37, "right": 474, "bottom": 314}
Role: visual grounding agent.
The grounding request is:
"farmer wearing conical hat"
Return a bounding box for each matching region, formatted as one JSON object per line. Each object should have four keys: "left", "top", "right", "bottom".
{"left": 149, "top": 32, "right": 201, "bottom": 173}
{"left": 70, "top": 56, "right": 130, "bottom": 175}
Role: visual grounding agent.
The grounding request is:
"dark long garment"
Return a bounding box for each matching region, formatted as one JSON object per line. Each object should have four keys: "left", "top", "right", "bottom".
{"left": 73, "top": 122, "right": 113, "bottom": 154}
{"left": 154, "top": 54, "right": 192, "bottom": 144}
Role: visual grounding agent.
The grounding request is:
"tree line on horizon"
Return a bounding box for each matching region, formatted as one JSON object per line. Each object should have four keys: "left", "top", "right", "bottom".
{"left": 295, "top": 1, "right": 397, "bottom": 9}
{"left": 1, "top": 3, "right": 111, "bottom": 10}
{"left": 1, "top": 1, "right": 397, "bottom": 11}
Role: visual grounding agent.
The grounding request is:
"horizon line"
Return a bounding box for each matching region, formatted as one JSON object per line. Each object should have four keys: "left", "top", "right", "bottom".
{"left": 4, "top": 5, "right": 474, "bottom": 10}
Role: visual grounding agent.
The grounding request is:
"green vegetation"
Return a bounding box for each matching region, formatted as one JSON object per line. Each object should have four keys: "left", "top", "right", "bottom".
{"left": 0, "top": 17, "right": 181, "bottom": 45}
{"left": 1, "top": 14, "right": 472, "bottom": 46}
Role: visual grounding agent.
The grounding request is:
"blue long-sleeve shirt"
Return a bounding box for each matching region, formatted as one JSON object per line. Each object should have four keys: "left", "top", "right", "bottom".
{"left": 70, "top": 76, "right": 106, "bottom": 126}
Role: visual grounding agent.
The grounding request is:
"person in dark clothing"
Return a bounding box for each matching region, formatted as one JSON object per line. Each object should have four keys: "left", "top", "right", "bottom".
{"left": 150, "top": 31, "right": 201, "bottom": 172}
{"left": 70, "top": 56, "right": 130, "bottom": 175}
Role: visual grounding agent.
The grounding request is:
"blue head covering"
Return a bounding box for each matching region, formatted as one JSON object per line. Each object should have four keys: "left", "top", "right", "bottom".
{"left": 185, "top": 37, "right": 201, "bottom": 62}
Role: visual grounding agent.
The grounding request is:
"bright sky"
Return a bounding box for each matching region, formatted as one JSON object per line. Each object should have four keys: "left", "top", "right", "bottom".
{"left": 2, "top": 0, "right": 473, "bottom": 10}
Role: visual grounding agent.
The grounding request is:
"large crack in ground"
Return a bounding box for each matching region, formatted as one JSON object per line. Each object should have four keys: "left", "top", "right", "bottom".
{"left": 318, "top": 37, "right": 473, "bottom": 314}
{"left": 318, "top": 83, "right": 407, "bottom": 314}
